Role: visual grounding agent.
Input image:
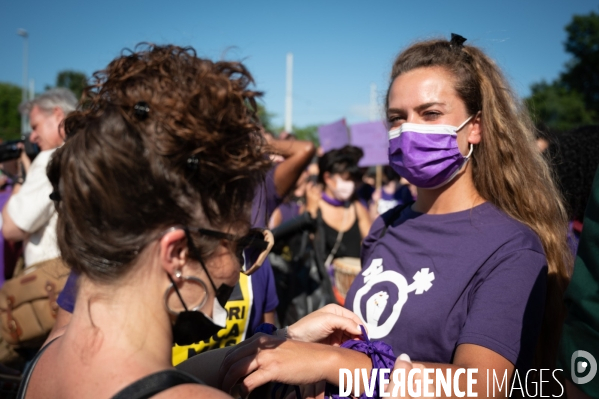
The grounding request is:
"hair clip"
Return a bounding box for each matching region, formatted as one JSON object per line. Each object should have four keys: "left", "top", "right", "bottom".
{"left": 49, "top": 191, "right": 61, "bottom": 202}
{"left": 450, "top": 33, "right": 467, "bottom": 49}
{"left": 187, "top": 155, "right": 199, "bottom": 172}
{"left": 133, "top": 101, "right": 150, "bottom": 120}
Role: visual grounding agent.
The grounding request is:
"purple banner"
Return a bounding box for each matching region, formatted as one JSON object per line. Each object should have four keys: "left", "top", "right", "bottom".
{"left": 350, "top": 121, "right": 389, "bottom": 167}
{"left": 318, "top": 119, "right": 349, "bottom": 152}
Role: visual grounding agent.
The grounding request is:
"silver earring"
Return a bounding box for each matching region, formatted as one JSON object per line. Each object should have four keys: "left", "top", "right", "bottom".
{"left": 163, "top": 275, "right": 208, "bottom": 316}
{"left": 174, "top": 269, "right": 182, "bottom": 279}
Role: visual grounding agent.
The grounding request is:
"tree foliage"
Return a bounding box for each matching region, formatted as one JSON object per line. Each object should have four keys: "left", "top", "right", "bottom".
{"left": 292, "top": 124, "right": 319, "bottom": 145}
{"left": 256, "top": 103, "right": 276, "bottom": 133}
{"left": 0, "top": 82, "right": 23, "bottom": 141}
{"left": 526, "top": 10, "right": 599, "bottom": 131}
{"left": 561, "top": 11, "right": 599, "bottom": 111}
{"left": 526, "top": 81, "right": 595, "bottom": 132}
{"left": 55, "top": 70, "right": 87, "bottom": 100}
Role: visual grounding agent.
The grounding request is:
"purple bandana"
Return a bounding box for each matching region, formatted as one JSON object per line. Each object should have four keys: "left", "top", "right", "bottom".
{"left": 322, "top": 193, "right": 347, "bottom": 207}
{"left": 326, "top": 326, "right": 396, "bottom": 399}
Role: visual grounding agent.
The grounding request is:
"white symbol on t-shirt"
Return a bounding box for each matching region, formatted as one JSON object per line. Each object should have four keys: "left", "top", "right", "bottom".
{"left": 353, "top": 258, "right": 435, "bottom": 339}
{"left": 366, "top": 291, "right": 389, "bottom": 325}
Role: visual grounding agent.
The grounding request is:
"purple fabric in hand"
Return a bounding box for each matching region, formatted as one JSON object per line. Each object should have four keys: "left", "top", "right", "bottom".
{"left": 326, "top": 326, "right": 396, "bottom": 399}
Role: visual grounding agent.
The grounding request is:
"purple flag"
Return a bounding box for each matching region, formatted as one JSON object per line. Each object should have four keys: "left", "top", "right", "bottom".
{"left": 350, "top": 121, "right": 388, "bottom": 167}
{"left": 318, "top": 119, "right": 349, "bottom": 152}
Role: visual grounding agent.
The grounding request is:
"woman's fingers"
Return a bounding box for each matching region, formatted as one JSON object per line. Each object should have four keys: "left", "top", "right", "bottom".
{"left": 321, "top": 314, "right": 363, "bottom": 338}
{"left": 385, "top": 354, "right": 414, "bottom": 398}
{"left": 320, "top": 304, "right": 365, "bottom": 329}
{"left": 220, "top": 353, "right": 260, "bottom": 393}
{"left": 289, "top": 306, "right": 364, "bottom": 343}
{"left": 219, "top": 334, "right": 283, "bottom": 389}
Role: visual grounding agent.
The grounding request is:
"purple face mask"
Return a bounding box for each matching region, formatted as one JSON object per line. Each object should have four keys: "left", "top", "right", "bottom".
{"left": 388, "top": 116, "right": 474, "bottom": 189}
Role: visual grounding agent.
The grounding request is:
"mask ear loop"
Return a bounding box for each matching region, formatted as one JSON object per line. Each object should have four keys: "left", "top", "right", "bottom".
{"left": 455, "top": 115, "right": 475, "bottom": 132}
{"left": 183, "top": 228, "right": 219, "bottom": 293}
{"left": 456, "top": 113, "right": 478, "bottom": 160}
{"left": 166, "top": 273, "right": 189, "bottom": 312}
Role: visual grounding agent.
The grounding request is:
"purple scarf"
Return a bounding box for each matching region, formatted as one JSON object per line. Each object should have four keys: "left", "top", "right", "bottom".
{"left": 325, "top": 326, "right": 396, "bottom": 399}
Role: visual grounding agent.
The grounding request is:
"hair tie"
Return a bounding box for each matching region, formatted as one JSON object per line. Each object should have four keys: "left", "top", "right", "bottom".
{"left": 450, "top": 33, "right": 467, "bottom": 49}
{"left": 49, "top": 191, "right": 61, "bottom": 202}
{"left": 133, "top": 101, "right": 150, "bottom": 120}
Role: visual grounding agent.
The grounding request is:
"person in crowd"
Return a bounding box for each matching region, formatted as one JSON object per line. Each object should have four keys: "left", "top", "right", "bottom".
{"left": 1, "top": 88, "right": 77, "bottom": 269}
{"left": 19, "top": 44, "right": 361, "bottom": 399}
{"left": 368, "top": 166, "right": 415, "bottom": 219}
{"left": 558, "top": 165, "right": 599, "bottom": 399}
{"left": 51, "top": 130, "right": 316, "bottom": 369}
{"left": 547, "top": 125, "right": 599, "bottom": 252}
{"left": 219, "top": 34, "right": 572, "bottom": 398}
{"left": 170, "top": 129, "right": 315, "bottom": 366}
{"left": 269, "top": 159, "right": 319, "bottom": 230}
{"left": 306, "top": 145, "right": 372, "bottom": 271}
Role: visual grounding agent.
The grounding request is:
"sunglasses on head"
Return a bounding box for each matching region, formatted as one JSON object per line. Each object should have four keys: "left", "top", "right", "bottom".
{"left": 193, "top": 228, "right": 274, "bottom": 276}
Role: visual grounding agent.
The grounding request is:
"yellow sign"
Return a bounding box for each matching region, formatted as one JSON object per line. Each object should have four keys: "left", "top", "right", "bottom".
{"left": 172, "top": 273, "right": 253, "bottom": 366}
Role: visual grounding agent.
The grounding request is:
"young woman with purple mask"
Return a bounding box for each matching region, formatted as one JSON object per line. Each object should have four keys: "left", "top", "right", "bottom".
{"left": 220, "top": 34, "right": 571, "bottom": 398}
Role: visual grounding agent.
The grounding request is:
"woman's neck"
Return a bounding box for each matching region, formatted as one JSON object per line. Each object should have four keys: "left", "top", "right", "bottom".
{"left": 413, "top": 167, "right": 485, "bottom": 214}
{"left": 66, "top": 273, "right": 173, "bottom": 369}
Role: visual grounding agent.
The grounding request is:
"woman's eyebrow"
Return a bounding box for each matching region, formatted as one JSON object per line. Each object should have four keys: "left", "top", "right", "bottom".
{"left": 387, "top": 101, "right": 447, "bottom": 116}
{"left": 414, "top": 102, "right": 446, "bottom": 112}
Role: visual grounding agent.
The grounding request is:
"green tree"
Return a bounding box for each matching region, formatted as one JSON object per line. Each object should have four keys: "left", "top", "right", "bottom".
{"left": 526, "top": 81, "right": 595, "bottom": 131}
{"left": 561, "top": 11, "right": 599, "bottom": 111}
{"left": 55, "top": 70, "right": 88, "bottom": 100}
{"left": 0, "top": 82, "right": 23, "bottom": 141}
{"left": 256, "top": 103, "right": 276, "bottom": 133}
{"left": 293, "top": 124, "right": 319, "bottom": 145}
{"left": 525, "top": 10, "right": 599, "bottom": 131}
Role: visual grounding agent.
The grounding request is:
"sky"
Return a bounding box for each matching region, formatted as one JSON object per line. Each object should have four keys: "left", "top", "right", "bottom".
{"left": 1, "top": 0, "right": 597, "bottom": 130}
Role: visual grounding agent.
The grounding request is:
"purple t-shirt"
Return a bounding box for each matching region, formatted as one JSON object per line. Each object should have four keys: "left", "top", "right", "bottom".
{"left": 345, "top": 202, "right": 547, "bottom": 369}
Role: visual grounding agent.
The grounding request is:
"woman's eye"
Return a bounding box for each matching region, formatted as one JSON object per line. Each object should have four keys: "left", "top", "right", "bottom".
{"left": 387, "top": 116, "right": 405, "bottom": 127}
{"left": 423, "top": 111, "right": 441, "bottom": 120}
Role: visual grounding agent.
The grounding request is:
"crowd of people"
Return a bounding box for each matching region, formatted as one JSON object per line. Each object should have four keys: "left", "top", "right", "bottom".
{"left": 0, "top": 33, "right": 597, "bottom": 399}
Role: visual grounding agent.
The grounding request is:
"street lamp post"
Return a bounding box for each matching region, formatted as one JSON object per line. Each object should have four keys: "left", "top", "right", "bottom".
{"left": 17, "top": 29, "right": 28, "bottom": 135}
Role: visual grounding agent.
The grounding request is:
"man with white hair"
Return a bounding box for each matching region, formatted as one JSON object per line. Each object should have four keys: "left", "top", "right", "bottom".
{"left": 2, "top": 88, "right": 77, "bottom": 268}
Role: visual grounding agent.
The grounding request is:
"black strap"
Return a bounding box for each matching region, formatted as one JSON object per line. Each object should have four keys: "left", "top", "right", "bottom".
{"left": 378, "top": 202, "right": 413, "bottom": 239}
{"left": 111, "top": 369, "right": 204, "bottom": 399}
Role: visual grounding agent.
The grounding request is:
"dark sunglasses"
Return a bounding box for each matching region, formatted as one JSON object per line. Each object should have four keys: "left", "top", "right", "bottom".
{"left": 193, "top": 228, "right": 274, "bottom": 276}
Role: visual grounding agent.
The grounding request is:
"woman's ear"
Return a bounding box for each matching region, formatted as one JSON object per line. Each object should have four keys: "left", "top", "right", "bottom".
{"left": 468, "top": 112, "right": 482, "bottom": 145}
{"left": 159, "top": 228, "right": 188, "bottom": 279}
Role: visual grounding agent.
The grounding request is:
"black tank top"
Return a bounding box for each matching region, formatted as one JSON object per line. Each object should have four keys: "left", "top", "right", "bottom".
{"left": 321, "top": 206, "right": 362, "bottom": 259}
{"left": 17, "top": 338, "right": 205, "bottom": 399}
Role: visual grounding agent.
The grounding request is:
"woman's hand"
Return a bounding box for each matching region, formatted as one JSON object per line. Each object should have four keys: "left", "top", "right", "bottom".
{"left": 219, "top": 334, "right": 338, "bottom": 396}
{"left": 287, "top": 304, "right": 364, "bottom": 346}
{"left": 384, "top": 354, "right": 428, "bottom": 398}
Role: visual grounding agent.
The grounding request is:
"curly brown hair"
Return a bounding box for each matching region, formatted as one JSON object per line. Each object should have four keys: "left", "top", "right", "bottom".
{"left": 47, "top": 44, "right": 271, "bottom": 282}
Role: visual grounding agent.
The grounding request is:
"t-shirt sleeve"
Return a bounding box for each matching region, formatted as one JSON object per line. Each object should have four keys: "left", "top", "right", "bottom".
{"left": 6, "top": 152, "right": 54, "bottom": 233}
{"left": 57, "top": 271, "right": 79, "bottom": 313}
{"left": 457, "top": 249, "right": 547, "bottom": 368}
